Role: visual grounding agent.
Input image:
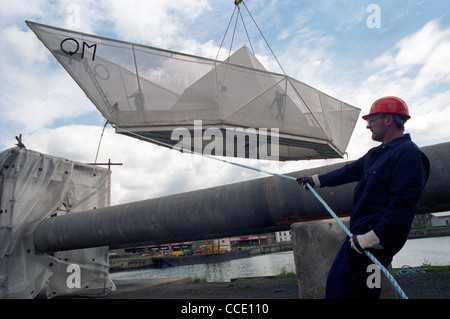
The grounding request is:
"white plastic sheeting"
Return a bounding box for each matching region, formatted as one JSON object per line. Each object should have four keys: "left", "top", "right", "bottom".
{"left": 0, "top": 147, "right": 115, "bottom": 299}
{"left": 27, "top": 21, "right": 360, "bottom": 160}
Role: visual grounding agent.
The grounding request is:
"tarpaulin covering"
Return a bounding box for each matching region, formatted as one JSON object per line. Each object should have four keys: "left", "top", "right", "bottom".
{"left": 27, "top": 21, "right": 360, "bottom": 160}
{"left": 0, "top": 147, "right": 115, "bottom": 298}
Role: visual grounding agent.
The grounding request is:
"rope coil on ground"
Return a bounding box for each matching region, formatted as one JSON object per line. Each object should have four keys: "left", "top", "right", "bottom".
{"left": 397, "top": 265, "right": 428, "bottom": 275}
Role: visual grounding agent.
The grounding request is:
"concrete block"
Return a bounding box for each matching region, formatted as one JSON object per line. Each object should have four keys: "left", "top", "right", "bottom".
{"left": 291, "top": 218, "right": 399, "bottom": 299}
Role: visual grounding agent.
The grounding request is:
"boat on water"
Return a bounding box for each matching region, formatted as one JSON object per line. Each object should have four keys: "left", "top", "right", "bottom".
{"left": 152, "top": 248, "right": 251, "bottom": 268}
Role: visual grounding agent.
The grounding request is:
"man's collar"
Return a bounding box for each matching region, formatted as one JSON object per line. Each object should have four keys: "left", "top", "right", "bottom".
{"left": 382, "top": 133, "right": 411, "bottom": 149}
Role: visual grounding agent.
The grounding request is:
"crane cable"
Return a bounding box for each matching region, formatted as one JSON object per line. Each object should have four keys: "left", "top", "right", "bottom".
{"left": 216, "top": 0, "right": 286, "bottom": 75}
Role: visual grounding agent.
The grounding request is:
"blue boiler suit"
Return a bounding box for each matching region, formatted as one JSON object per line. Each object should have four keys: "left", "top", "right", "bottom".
{"left": 318, "top": 134, "right": 430, "bottom": 298}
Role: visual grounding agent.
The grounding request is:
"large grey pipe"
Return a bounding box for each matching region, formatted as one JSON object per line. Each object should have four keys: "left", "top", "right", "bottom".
{"left": 34, "top": 142, "right": 450, "bottom": 253}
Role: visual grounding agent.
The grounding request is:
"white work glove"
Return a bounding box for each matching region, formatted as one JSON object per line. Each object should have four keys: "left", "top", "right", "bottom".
{"left": 297, "top": 174, "right": 320, "bottom": 190}
{"left": 350, "top": 230, "right": 383, "bottom": 254}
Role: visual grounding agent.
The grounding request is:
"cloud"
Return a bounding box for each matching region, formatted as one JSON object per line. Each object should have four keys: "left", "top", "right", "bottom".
{"left": 371, "top": 19, "right": 450, "bottom": 84}
{"left": 358, "top": 18, "right": 450, "bottom": 146}
{"left": 278, "top": 25, "right": 337, "bottom": 89}
{"left": 97, "top": 0, "right": 212, "bottom": 49}
{"left": 0, "top": 0, "right": 46, "bottom": 25}
{"left": 0, "top": 1, "right": 109, "bottom": 136}
{"left": 20, "top": 124, "right": 275, "bottom": 205}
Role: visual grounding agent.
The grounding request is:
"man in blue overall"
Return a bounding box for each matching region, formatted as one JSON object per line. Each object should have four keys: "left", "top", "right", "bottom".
{"left": 298, "top": 96, "right": 430, "bottom": 298}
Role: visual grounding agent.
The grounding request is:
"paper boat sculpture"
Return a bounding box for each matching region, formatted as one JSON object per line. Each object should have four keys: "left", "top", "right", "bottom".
{"left": 27, "top": 21, "right": 360, "bottom": 161}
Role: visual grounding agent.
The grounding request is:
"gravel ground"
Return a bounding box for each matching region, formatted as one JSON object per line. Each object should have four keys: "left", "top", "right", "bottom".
{"left": 394, "top": 272, "right": 450, "bottom": 299}
{"left": 33, "top": 274, "right": 447, "bottom": 318}
{"left": 106, "top": 277, "right": 299, "bottom": 299}
{"left": 102, "top": 272, "right": 450, "bottom": 299}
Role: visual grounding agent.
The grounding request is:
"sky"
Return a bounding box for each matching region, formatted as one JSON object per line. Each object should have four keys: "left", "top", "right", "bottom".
{"left": 1, "top": 0, "right": 449, "bottom": 205}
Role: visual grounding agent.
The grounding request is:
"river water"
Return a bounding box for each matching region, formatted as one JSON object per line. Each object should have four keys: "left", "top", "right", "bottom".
{"left": 109, "top": 236, "right": 450, "bottom": 283}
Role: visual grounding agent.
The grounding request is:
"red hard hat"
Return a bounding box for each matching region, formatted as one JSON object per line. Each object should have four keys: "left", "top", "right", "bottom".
{"left": 362, "top": 96, "right": 411, "bottom": 120}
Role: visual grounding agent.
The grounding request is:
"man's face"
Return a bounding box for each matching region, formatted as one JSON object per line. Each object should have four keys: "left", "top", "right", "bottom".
{"left": 366, "top": 114, "right": 387, "bottom": 142}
